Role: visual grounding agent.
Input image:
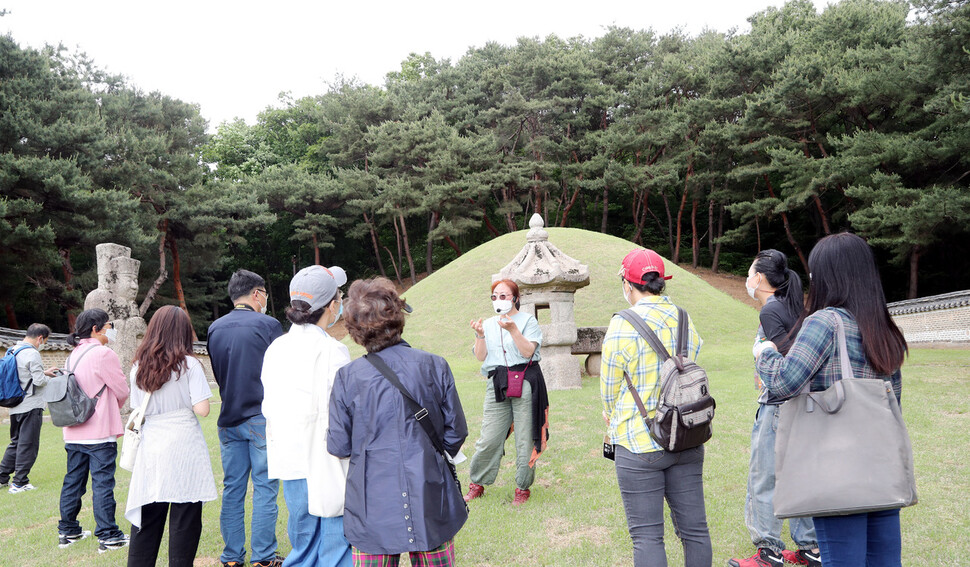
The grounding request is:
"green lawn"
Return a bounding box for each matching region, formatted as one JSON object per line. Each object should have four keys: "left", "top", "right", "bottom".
{"left": 3, "top": 228, "right": 968, "bottom": 566}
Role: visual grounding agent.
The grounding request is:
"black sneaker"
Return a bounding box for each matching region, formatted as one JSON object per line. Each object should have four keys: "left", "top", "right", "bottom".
{"left": 252, "top": 553, "right": 285, "bottom": 567}
{"left": 98, "top": 533, "right": 129, "bottom": 553}
{"left": 58, "top": 530, "right": 91, "bottom": 548}
{"left": 728, "top": 548, "right": 784, "bottom": 567}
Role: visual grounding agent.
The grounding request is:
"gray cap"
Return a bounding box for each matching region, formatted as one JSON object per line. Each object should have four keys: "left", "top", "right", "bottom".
{"left": 289, "top": 265, "right": 347, "bottom": 311}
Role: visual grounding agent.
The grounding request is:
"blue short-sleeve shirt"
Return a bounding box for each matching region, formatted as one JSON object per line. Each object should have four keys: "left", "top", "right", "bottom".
{"left": 479, "top": 311, "right": 542, "bottom": 376}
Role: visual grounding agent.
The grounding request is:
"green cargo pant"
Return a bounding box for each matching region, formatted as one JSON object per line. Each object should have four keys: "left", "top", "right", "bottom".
{"left": 468, "top": 379, "right": 535, "bottom": 490}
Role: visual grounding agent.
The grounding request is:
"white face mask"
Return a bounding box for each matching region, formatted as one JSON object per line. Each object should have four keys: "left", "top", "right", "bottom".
{"left": 745, "top": 274, "right": 761, "bottom": 300}
{"left": 622, "top": 281, "right": 633, "bottom": 306}
{"left": 327, "top": 301, "right": 343, "bottom": 328}
{"left": 492, "top": 299, "right": 513, "bottom": 315}
{"left": 104, "top": 328, "right": 118, "bottom": 344}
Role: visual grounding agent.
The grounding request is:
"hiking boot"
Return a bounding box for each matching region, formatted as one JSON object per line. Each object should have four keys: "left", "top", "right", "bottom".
{"left": 252, "top": 554, "right": 285, "bottom": 567}
{"left": 98, "top": 533, "right": 129, "bottom": 553}
{"left": 728, "top": 548, "right": 784, "bottom": 567}
{"left": 58, "top": 530, "right": 91, "bottom": 548}
{"left": 782, "top": 549, "right": 822, "bottom": 566}
{"left": 464, "top": 483, "right": 485, "bottom": 502}
{"left": 512, "top": 488, "right": 530, "bottom": 506}
{"left": 8, "top": 483, "right": 35, "bottom": 494}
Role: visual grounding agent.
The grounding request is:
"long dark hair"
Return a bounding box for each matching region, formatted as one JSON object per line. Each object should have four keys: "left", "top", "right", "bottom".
{"left": 68, "top": 309, "right": 109, "bottom": 346}
{"left": 133, "top": 306, "right": 195, "bottom": 393}
{"left": 802, "top": 233, "right": 907, "bottom": 375}
{"left": 752, "top": 249, "right": 803, "bottom": 321}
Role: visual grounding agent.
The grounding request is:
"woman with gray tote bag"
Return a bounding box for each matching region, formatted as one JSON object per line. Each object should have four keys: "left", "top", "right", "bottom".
{"left": 753, "top": 233, "right": 914, "bottom": 567}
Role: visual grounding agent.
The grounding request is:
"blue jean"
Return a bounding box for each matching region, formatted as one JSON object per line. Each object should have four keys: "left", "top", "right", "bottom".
{"left": 218, "top": 415, "right": 279, "bottom": 564}
{"left": 744, "top": 404, "right": 817, "bottom": 552}
{"left": 813, "top": 509, "right": 902, "bottom": 567}
{"left": 282, "top": 479, "right": 352, "bottom": 567}
{"left": 58, "top": 442, "right": 125, "bottom": 541}
{"left": 614, "top": 445, "right": 712, "bottom": 567}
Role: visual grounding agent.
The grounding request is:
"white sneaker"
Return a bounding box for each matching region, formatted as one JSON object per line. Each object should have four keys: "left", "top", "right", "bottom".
{"left": 58, "top": 530, "right": 91, "bottom": 548}
{"left": 8, "top": 483, "right": 36, "bottom": 494}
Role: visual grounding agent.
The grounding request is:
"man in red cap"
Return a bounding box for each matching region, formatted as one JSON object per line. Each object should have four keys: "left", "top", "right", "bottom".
{"left": 600, "top": 248, "right": 712, "bottom": 567}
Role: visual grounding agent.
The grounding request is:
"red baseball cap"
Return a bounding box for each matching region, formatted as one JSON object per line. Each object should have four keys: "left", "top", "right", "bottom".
{"left": 620, "top": 249, "right": 672, "bottom": 283}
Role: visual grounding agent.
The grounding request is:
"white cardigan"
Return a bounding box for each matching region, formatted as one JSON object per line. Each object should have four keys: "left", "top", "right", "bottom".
{"left": 260, "top": 323, "right": 351, "bottom": 517}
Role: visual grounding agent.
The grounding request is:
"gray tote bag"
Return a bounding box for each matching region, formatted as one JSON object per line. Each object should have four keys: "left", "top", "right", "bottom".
{"left": 773, "top": 312, "right": 918, "bottom": 518}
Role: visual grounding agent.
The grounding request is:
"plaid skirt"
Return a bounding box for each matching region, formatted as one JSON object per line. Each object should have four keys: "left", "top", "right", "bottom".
{"left": 352, "top": 540, "right": 455, "bottom": 567}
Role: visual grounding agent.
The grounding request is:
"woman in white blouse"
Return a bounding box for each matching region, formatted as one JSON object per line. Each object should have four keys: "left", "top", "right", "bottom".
{"left": 125, "top": 305, "right": 216, "bottom": 567}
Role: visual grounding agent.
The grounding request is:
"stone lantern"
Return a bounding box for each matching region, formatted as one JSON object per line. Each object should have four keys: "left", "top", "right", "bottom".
{"left": 494, "top": 214, "right": 590, "bottom": 390}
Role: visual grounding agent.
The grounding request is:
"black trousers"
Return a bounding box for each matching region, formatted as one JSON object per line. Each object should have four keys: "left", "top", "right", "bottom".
{"left": 127, "top": 501, "right": 203, "bottom": 567}
{"left": 0, "top": 407, "right": 43, "bottom": 486}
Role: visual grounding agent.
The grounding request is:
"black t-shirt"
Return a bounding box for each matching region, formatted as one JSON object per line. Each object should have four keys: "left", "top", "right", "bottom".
{"left": 760, "top": 298, "right": 798, "bottom": 405}
{"left": 207, "top": 308, "right": 284, "bottom": 428}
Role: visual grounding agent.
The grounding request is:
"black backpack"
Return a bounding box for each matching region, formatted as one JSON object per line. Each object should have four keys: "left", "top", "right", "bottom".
{"left": 0, "top": 345, "right": 34, "bottom": 408}
{"left": 43, "top": 346, "right": 107, "bottom": 427}
{"left": 617, "top": 308, "right": 716, "bottom": 452}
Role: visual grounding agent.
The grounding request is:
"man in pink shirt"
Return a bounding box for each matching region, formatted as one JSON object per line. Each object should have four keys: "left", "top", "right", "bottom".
{"left": 56, "top": 308, "right": 131, "bottom": 553}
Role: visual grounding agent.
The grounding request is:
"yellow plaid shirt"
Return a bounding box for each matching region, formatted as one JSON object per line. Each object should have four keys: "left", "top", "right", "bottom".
{"left": 600, "top": 295, "right": 703, "bottom": 453}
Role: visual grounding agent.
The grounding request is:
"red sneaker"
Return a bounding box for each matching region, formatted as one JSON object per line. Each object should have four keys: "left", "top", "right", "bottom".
{"left": 512, "top": 488, "right": 530, "bottom": 506}
{"left": 781, "top": 549, "right": 822, "bottom": 566}
{"left": 727, "top": 548, "right": 784, "bottom": 567}
{"left": 463, "top": 483, "right": 484, "bottom": 502}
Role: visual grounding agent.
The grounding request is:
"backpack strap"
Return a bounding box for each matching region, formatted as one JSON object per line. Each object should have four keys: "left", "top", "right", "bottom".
{"left": 65, "top": 345, "right": 107, "bottom": 399}
{"left": 364, "top": 352, "right": 448, "bottom": 458}
{"left": 8, "top": 345, "right": 36, "bottom": 393}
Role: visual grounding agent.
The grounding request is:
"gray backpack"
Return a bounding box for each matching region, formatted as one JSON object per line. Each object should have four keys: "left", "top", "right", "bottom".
{"left": 618, "top": 308, "right": 716, "bottom": 452}
{"left": 43, "top": 345, "right": 107, "bottom": 427}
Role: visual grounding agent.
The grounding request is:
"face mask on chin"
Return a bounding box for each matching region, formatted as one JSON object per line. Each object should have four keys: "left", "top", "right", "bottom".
{"left": 327, "top": 302, "right": 343, "bottom": 328}
{"left": 492, "top": 299, "right": 513, "bottom": 315}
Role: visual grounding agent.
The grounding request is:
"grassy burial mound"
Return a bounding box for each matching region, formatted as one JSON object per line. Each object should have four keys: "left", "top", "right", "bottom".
{"left": 395, "top": 227, "right": 760, "bottom": 373}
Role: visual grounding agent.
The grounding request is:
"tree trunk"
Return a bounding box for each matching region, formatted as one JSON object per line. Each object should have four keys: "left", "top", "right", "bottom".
{"left": 708, "top": 199, "right": 715, "bottom": 256}
{"left": 600, "top": 186, "right": 609, "bottom": 233}
{"left": 4, "top": 303, "right": 18, "bottom": 329}
{"left": 661, "top": 191, "right": 674, "bottom": 255}
{"left": 443, "top": 235, "right": 462, "bottom": 256}
{"left": 482, "top": 209, "right": 501, "bottom": 236}
{"left": 139, "top": 219, "right": 170, "bottom": 317}
{"left": 59, "top": 248, "right": 77, "bottom": 332}
{"left": 168, "top": 237, "right": 198, "bottom": 341}
{"left": 674, "top": 162, "right": 694, "bottom": 264}
{"left": 763, "top": 175, "right": 809, "bottom": 274}
{"left": 383, "top": 245, "right": 403, "bottom": 287}
{"left": 399, "top": 214, "right": 417, "bottom": 286}
{"left": 691, "top": 198, "right": 699, "bottom": 268}
{"left": 312, "top": 233, "right": 321, "bottom": 265}
{"left": 426, "top": 211, "right": 437, "bottom": 276}
{"left": 908, "top": 245, "right": 921, "bottom": 299}
{"left": 812, "top": 194, "right": 831, "bottom": 235}
{"left": 712, "top": 204, "right": 725, "bottom": 273}
{"left": 363, "top": 212, "right": 387, "bottom": 278}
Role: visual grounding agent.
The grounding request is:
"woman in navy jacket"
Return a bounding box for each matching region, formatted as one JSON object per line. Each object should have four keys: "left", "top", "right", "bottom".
{"left": 327, "top": 277, "right": 468, "bottom": 566}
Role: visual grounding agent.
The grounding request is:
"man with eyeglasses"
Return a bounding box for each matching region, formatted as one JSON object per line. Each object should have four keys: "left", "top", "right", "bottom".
{"left": 207, "top": 270, "right": 285, "bottom": 567}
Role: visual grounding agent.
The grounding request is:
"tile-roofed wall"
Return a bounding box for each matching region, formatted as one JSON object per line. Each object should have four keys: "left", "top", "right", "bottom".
{"left": 888, "top": 290, "right": 970, "bottom": 343}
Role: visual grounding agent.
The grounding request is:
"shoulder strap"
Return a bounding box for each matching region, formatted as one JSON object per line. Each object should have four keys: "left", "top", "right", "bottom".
{"left": 617, "top": 309, "right": 671, "bottom": 361}
{"left": 66, "top": 345, "right": 107, "bottom": 399}
{"left": 8, "top": 345, "right": 35, "bottom": 392}
{"left": 364, "top": 353, "right": 447, "bottom": 457}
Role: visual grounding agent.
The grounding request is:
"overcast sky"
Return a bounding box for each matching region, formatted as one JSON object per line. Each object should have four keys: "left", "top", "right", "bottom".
{"left": 2, "top": 0, "right": 831, "bottom": 130}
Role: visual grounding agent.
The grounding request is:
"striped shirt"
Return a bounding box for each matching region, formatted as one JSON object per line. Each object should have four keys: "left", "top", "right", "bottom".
{"left": 757, "top": 307, "right": 902, "bottom": 402}
{"left": 600, "top": 295, "right": 703, "bottom": 454}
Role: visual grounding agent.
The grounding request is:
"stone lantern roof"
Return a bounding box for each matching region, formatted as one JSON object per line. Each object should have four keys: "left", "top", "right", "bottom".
{"left": 494, "top": 214, "right": 590, "bottom": 292}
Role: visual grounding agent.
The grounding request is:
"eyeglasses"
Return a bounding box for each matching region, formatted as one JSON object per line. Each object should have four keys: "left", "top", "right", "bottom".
{"left": 490, "top": 293, "right": 513, "bottom": 301}
{"left": 254, "top": 289, "right": 267, "bottom": 297}
{"left": 105, "top": 322, "right": 114, "bottom": 329}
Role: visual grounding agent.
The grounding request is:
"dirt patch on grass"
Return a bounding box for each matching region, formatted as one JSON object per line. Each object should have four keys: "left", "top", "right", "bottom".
{"left": 544, "top": 516, "right": 611, "bottom": 550}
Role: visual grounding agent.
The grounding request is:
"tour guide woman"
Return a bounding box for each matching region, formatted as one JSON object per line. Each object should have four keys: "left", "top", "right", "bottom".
{"left": 328, "top": 277, "right": 468, "bottom": 566}
{"left": 754, "top": 233, "right": 908, "bottom": 567}
{"left": 464, "top": 278, "right": 550, "bottom": 506}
